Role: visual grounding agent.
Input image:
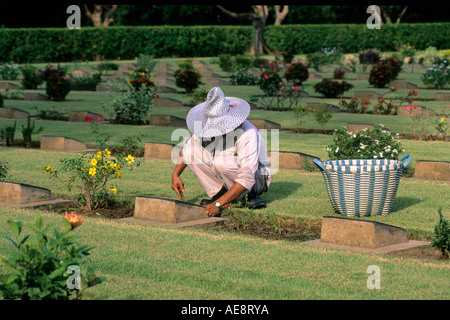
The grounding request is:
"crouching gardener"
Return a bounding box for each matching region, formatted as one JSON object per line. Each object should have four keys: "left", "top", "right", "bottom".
{"left": 171, "top": 87, "right": 272, "bottom": 217}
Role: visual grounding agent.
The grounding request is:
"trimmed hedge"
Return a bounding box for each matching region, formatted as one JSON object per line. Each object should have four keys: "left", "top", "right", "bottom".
{"left": 0, "top": 26, "right": 254, "bottom": 63}
{"left": 1, "top": 23, "right": 449, "bottom": 63}
{"left": 264, "top": 23, "right": 450, "bottom": 54}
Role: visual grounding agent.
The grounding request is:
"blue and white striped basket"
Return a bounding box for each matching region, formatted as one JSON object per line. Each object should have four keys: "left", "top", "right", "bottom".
{"left": 313, "top": 155, "right": 411, "bottom": 217}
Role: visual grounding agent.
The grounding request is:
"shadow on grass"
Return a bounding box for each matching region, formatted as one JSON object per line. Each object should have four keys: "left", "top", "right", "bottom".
{"left": 391, "top": 196, "right": 423, "bottom": 212}
{"left": 262, "top": 181, "right": 302, "bottom": 204}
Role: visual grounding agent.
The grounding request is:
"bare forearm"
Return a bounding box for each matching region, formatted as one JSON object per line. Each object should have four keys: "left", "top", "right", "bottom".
{"left": 172, "top": 155, "right": 187, "bottom": 177}
{"left": 216, "top": 182, "right": 247, "bottom": 207}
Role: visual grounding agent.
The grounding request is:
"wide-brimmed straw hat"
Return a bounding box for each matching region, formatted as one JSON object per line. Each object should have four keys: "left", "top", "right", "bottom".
{"left": 186, "top": 87, "right": 250, "bottom": 138}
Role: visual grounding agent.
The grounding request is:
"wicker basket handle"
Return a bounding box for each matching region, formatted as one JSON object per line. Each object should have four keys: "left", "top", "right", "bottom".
{"left": 400, "top": 154, "right": 412, "bottom": 169}
{"left": 313, "top": 158, "right": 326, "bottom": 171}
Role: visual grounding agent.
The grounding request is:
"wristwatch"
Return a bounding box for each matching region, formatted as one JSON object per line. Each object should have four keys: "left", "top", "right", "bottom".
{"left": 214, "top": 201, "right": 221, "bottom": 208}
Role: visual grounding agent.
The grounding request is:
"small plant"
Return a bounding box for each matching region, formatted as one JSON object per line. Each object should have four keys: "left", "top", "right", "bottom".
{"left": 292, "top": 104, "right": 309, "bottom": 133}
{"left": 313, "top": 79, "right": 354, "bottom": 98}
{"left": 20, "top": 65, "right": 44, "bottom": 89}
{"left": 312, "top": 106, "right": 333, "bottom": 128}
{"left": 253, "top": 57, "right": 269, "bottom": 70}
{"left": 307, "top": 52, "right": 326, "bottom": 72}
{"left": 401, "top": 44, "right": 416, "bottom": 65}
{"left": 188, "top": 88, "right": 209, "bottom": 106}
{"left": 277, "top": 84, "right": 305, "bottom": 111}
{"left": 34, "top": 106, "right": 67, "bottom": 121}
{"left": 433, "top": 108, "right": 449, "bottom": 139}
{"left": 121, "top": 134, "right": 144, "bottom": 155}
{"left": 421, "top": 61, "right": 450, "bottom": 89}
{"left": 284, "top": 62, "right": 309, "bottom": 86}
{"left": 127, "top": 72, "right": 156, "bottom": 91}
{"left": 21, "top": 115, "right": 43, "bottom": 147}
{"left": 97, "top": 62, "right": 119, "bottom": 73}
{"left": 234, "top": 55, "right": 253, "bottom": 71}
{"left": 325, "top": 124, "right": 405, "bottom": 160}
{"left": 174, "top": 59, "right": 202, "bottom": 94}
{"left": 359, "top": 49, "right": 381, "bottom": 67}
{"left": 0, "top": 61, "right": 19, "bottom": 80}
{"left": 333, "top": 68, "right": 346, "bottom": 79}
{"left": 135, "top": 54, "right": 157, "bottom": 74}
{"left": 369, "top": 56, "right": 403, "bottom": 88}
{"left": 339, "top": 96, "right": 371, "bottom": 114}
{"left": 229, "top": 69, "right": 257, "bottom": 86}
{"left": 45, "top": 148, "right": 141, "bottom": 212}
{"left": 0, "top": 214, "right": 104, "bottom": 300}
{"left": 0, "top": 121, "right": 16, "bottom": 146}
{"left": 431, "top": 208, "right": 450, "bottom": 259}
{"left": 0, "top": 159, "right": 9, "bottom": 180}
{"left": 102, "top": 81, "right": 157, "bottom": 125}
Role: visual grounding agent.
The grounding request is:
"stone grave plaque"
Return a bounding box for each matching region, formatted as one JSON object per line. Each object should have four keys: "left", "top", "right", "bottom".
{"left": 354, "top": 91, "right": 381, "bottom": 100}
{"left": 268, "top": 151, "right": 318, "bottom": 171}
{"left": 144, "top": 142, "right": 182, "bottom": 162}
{"left": 320, "top": 216, "right": 408, "bottom": 249}
{"left": 397, "top": 105, "right": 434, "bottom": 117}
{"left": 72, "top": 70, "right": 88, "bottom": 77}
{"left": 0, "top": 181, "right": 52, "bottom": 204}
{"left": 357, "top": 73, "right": 369, "bottom": 80}
{"left": 389, "top": 81, "right": 419, "bottom": 89}
{"left": 201, "top": 71, "right": 221, "bottom": 78}
{"left": 157, "top": 86, "right": 178, "bottom": 94}
{"left": 153, "top": 77, "right": 175, "bottom": 85}
{"left": 415, "top": 160, "right": 450, "bottom": 181}
{"left": 346, "top": 123, "right": 375, "bottom": 133}
{"left": 154, "top": 71, "right": 173, "bottom": 78}
{"left": 306, "top": 103, "right": 340, "bottom": 113}
{"left": 68, "top": 111, "right": 103, "bottom": 122}
{"left": 435, "top": 92, "right": 450, "bottom": 101}
{"left": 0, "top": 82, "right": 20, "bottom": 90}
{"left": 0, "top": 108, "right": 29, "bottom": 119}
{"left": 153, "top": 97, "right": 184, "bottom": 108}
{"left": 150, "top": 115, "right": 186, "bottom": 127}
{"left": 40, "top": 135, "right": 88, "bottom": 152}
{"left": 308, "top": 73, "right": 323, "bottom": 80}
{"left": 24, "top": 92, "right": 48, "bottom": 101}
{"left": 248, "top": 119, "right": 281, "bottom": 130}
{"left": 96, "top": 84, "right": 113, "bottom": 92}
{"left": 134, "top": 197, "right": 208, "bottom": 223}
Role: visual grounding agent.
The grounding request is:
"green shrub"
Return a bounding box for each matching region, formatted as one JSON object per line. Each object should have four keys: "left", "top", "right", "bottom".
{"left": 102, "top": 81, "right": 157, "bottom": 125}
{"left": 135, "top": 54, "right": 157, "bottom": 74}
{"left": 284, "top": 62, "right": 309, "bottom": 85}
{"left": 174, "top": 59, "right": 201, "bottom": 94}
{"left": 369, "top": 56, "right": 403, "bottom": 88}
{"left": 313, "top": 79, "right": 354, "bottom": 98}
{"left": 229, "top": 69, "right": 257, "bottom": 86}
{"left": 0, "top": 121, "right": 16, "bottom": 147}
{"left": 0, "top": 215, "right": 104, "bottom": 300}
{"left": 20, "top": 65, "right": 44, "bottom": 89}
{"left": 421, "top": 61, "right": 450, "bottom": 89}
{"left": 97, "top": 62, "right": 119, "bottom": 72}
{"left": 218, "top": 54, "right": 236, "bottom": 73}
{"left": 258, "top": 70, "right": 283, "bottom": 96}
{"left": 21, "top": 115, "right": 43, "bottom": 147}
{"left": 234, "top": 55, "right": 253, "bottom": 71}
{"left": 46, "top": 75, "right": 71, "bottom": 101}
{"left": 0, "top": 61, "right": 19, "bottom": 80}
{"left": 70, "top": 74, "right": 102, "bottom": 91}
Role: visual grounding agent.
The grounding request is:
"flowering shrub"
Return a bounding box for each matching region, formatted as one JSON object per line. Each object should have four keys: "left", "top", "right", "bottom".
{"left": 284, "top": 62, "right": 309, "bottom": 85}
{"left": 102, "top": 81, "right": 157, "bottom": 125}
{"left": 321, "top": 47, "right": 343, "bottom": 64}
{"left": 258, "top": 70, "right": 283, "bottom": 96}
{"left": 359, "top": 49, "right": 381, "bottom": 66}
{"left": 371, "top": 86, "right": 418, "bottom": 115}
{"left": 174, "top": 59, "right": 201, "bottom": 94}
{"left": 333, "top": 68, "right": 346, "bottom": 79}
{"left": 45, "top": 148, "right": 141, "bottom": 212}
{"left": 0, "top": 61, "right": 19, "bottom": 80}
{"left": 369, "top": 56, "right": 403, "bottom": 88}
{"left": 46, "top": 74, "right": 71, "bottom": 101}
{"left": 278, "top": 84, "right": 304, "bottom": 110}
{"left": 20, "top": 65, "right": 43, "bottom": 89}
{"left": 307, "top": 52, "right": 326, "bottom": 72}
{"left": 421, "top": 61, "right": 450, "bottom": 89}
{"left": 218, "top": 54, "right": 236, "bottom": 72}
{"left": 38, "top": 65, "right": 66, "bottom": 82}
{"left": 229, "top": 69, "right": 257, "bottom": 85}
{"left": 135, "top": 54, "right": 157, "bottom": 74}
{"left": 313, "top": 79, "right": 354, "bottom": 98}
{"left": 339, "top": 96, "right": 371, "bottom": 114}
{"left": 127, "top": 71, "right": 155, "bottom": 90}
{"left": 0, "top": 215, "right": 104, "bottom": 300}
{"left": 0, "top": 159, "right": 9, "bottom": 180}
{"left": 325, "top": 124, "right": 405, "bottom": 160}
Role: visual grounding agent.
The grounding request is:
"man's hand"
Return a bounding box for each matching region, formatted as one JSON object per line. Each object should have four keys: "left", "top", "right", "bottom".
{"left": 205, "top": 203, "right": 220, "bottom": 217}
{"left": 172, "top": 175, "right": 185, "bottom": 200}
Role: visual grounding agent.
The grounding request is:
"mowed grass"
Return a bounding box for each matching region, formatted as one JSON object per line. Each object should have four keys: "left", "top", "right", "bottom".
{"left": 0, "top": 207, "right": 449, "bottom": 300}
{"left": 1, "top": 54, "right": 450, "bottom": 300}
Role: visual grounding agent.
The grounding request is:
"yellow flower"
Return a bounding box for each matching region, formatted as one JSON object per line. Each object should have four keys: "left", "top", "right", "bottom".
{"left": 96, "top": 151, "right": 102, "bottom": 159}
{"left": 117, "top": 170, "right": 123, "bottom": 178}
{"left": 440, "top": 117, "right": 446, "bottom": 123}
{"left": 89, "top": 167, "right": 96, "bottom": 176}
{"left": 126, "top": 155, "right": 135, "bottom": 164}
{"left": 113, "top": 163, "right": 119, "bottom": 169}
{"left": 91, "top": 159, "right": 98, "bottom": 167}
{"left": 108, "top": 185, "right": 117, "bottom": 196}
{"left": 45, "top": 166, "right": 53, "bottom": 174}
{"left": 104, "top": 149, "right": 111, "bottom": 157}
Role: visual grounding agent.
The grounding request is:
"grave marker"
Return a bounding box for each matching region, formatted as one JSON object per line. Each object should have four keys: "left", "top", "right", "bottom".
{"left": 0, "top": 108, "right": 29, "bottom": 119}
{"left": 306, "top": 102, "right": 340, "bottom": 113}
{"left": 153, "top": 97, "right": 184, "bottom": 108}
{"left": 390, "top": 81, "right": 419, "bottom": 89}
{"left": 415, "top": 160, "right": 450, "bottom": 181}
{"left": 150, "top": 115, "right": 186, "bottom": 127}
{"left": 0, "top": 82, "right": 20, "bottom": 90}
{"left": 435, "top": 92, "right": 450, "bottom": 101}
{"left": 40, "top": 135, "right": 90, "bottom": 152}
{"left": 68, "top": 111, "right": 103, "bottom": 122}
{"left": 354, "top": 90, "right": 381, "bottom": 100}
{"left": 268, "top": 151, "right": 318, "bottom": 171}
{"left": 346, "top": 123, "right": 375, "bottom": 133}
{"left": 397, "top": 105, "right": 434, "bottom": 117}
{"left": 24, "top": 92, "right": 48, "bottom": 101}
{"left": 144, "top": 142, "right": 182, "bottom": 162}
{"left": 248, "top": 119, "right": 281, "bottom": 130}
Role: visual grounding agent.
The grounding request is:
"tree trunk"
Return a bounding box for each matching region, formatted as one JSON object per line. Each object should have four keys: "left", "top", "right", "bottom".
{"left": 84, "top": 5, "right": 118, "bottom": 27}
{"left": 274, "top": 5, "right": 289, "bottom": 25}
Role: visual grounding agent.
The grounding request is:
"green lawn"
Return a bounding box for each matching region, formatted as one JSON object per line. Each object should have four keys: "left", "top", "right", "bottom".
{"left": 0, "top": 54, "right": 449, "bottom": 301}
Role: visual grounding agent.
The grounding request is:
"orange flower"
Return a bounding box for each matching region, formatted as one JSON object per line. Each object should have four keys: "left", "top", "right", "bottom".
{"left": 64, "top": 211, "right": 84, "bottom": 229}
